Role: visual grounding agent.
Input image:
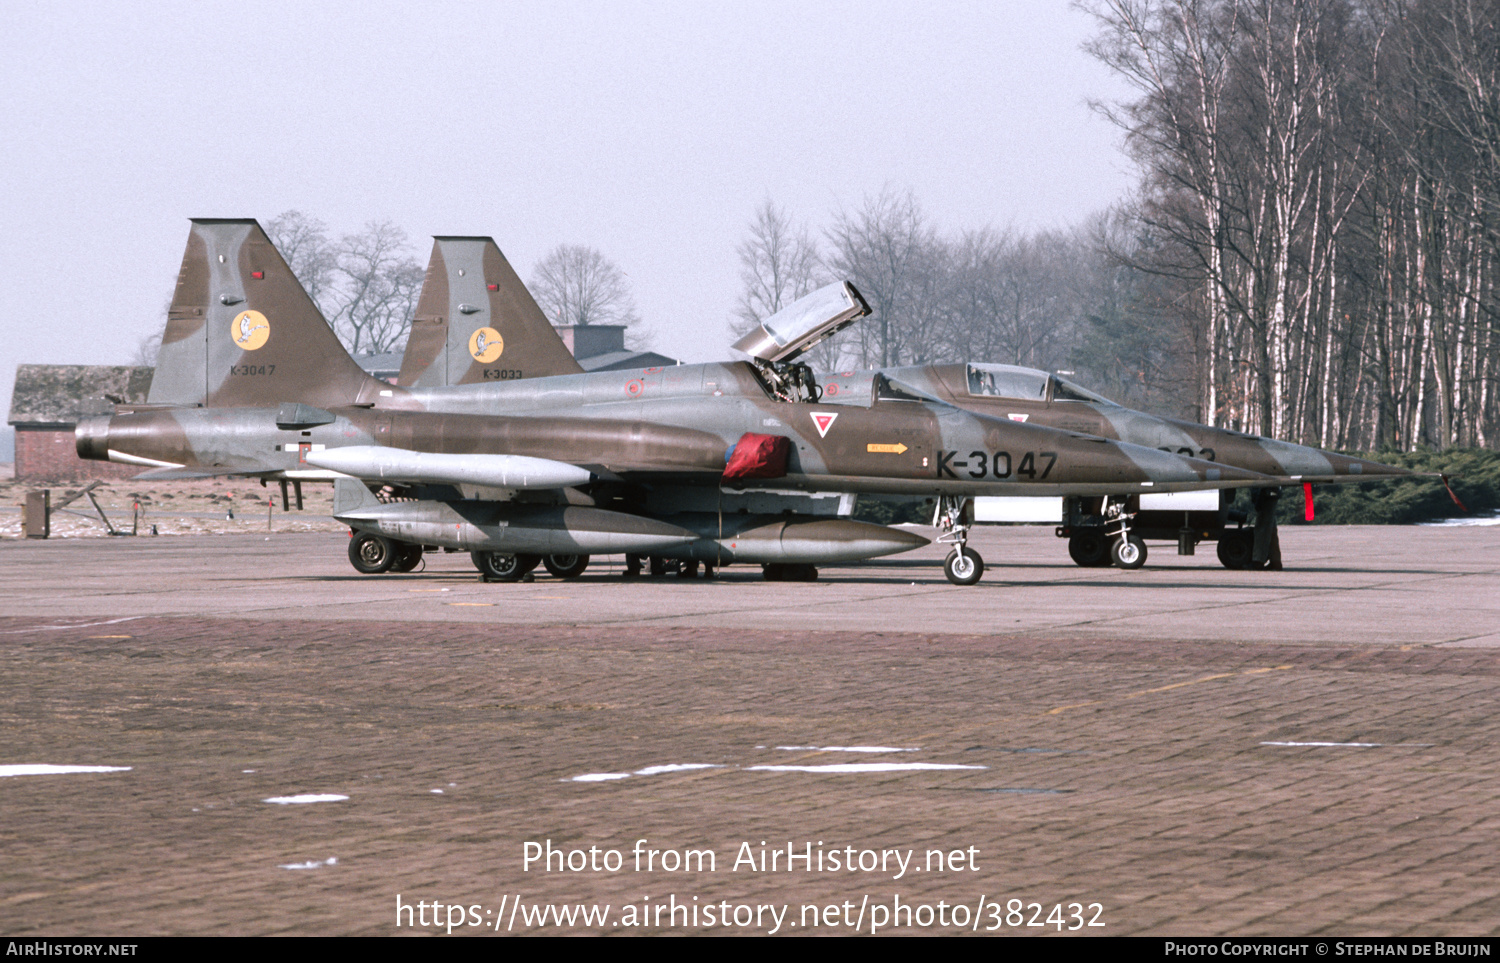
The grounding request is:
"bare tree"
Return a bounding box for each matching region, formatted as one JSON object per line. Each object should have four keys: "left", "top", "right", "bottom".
{"left": 326, "top": 221, "right": 423, "bottom": 355}
{"left": 266, "top": 210, "right": 338, "bottom": 308}
{"left": 531, "top": 245, "right": 641, "bottom": 328}
{"left": 734, "top": 200, "right": 825, "bottom": 335}
{"left": 131, "top": 330, "right": 162, "bottom": 367}
{"left": 825, "top": 188, "right": 940, "bottom": 367}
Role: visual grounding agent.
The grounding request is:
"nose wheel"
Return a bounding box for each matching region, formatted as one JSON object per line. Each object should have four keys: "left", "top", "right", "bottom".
{"left": 944, "top": 547, "right": 984, "bottom": 585}
{"left": 1110, "top": 534, "right": 1147, "bottom": 569}
{"left": 935, "top": 495, "right": 984, "bottom": 585}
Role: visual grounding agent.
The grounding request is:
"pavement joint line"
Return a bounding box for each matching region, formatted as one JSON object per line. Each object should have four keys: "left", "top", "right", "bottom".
{"left": 1039, "top": 568, "right": 1485, "bottom": 632}
{"left": 555, "top": 583, "right": 966, "bottom": 629}
{"left": 1046, "top": 666, "right": 1294, "bottom": 716}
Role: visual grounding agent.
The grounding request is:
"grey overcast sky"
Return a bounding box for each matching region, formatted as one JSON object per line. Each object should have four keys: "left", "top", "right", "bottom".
{"left": 0, "top": 0, "right": 1137, "bottom": 457}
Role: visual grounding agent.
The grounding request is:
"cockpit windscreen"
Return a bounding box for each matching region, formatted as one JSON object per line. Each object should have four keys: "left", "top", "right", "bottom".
{"left": 965, "top": 364, "right": 1049, "bottom": 400}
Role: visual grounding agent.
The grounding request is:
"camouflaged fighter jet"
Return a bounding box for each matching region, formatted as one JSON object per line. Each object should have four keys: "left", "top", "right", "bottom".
{"left": 396, "top": 235, "right": 1418, "bottom": 573}
{"left": 815, "top": 363, "right": 1416, "bottom": 571}
{"left": 370, "top": 233, "right": 1299, "bottom": 581}
{"left": 76, "top": 219, "right": 1277, "bottom": 584}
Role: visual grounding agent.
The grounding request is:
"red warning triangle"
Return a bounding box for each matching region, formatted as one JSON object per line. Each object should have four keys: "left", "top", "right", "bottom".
{"left": 810, "top": 412, "right": 838, "bottom": 438}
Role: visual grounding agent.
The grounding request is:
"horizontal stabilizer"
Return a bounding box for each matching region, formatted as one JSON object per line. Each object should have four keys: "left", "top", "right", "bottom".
{"left": 306, "top": 446, "right": 593, "bottom": 490}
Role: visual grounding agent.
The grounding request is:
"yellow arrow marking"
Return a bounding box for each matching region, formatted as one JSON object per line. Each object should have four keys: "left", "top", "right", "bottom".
{"left": 867, "top": 443, "right": 909, "bottom": 454}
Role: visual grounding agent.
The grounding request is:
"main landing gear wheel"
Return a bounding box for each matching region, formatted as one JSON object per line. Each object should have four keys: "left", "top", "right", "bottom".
{"left": 1216, "top": 531, "right": 1264, "bottom": 570}
{"left": 543, "top": 554, "right": 590, "bottom": 579}
{"left": 471, "top": 551, "right": 542, "bottom": 582}
{"left": 943, "top": 547, "right": 984, "bottom": 585}
{"left": 1111, "top": 535, "right": 1147, "bottom": 570}
{"left": 349, "top": 532, "right": 396, "bottom": 574}
{"left": 391, "top": 542, "right": 424, "bottom": 573}
{"left": 1068, "top": 532, "right": 1111, "bottom": 567}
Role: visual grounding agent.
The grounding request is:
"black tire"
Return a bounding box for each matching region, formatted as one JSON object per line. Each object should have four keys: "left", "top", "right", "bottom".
{"left": 1216, "top": 531, "right": 1255, "bottom": 570}
{"left": 649, "top": 556, "right": 669, "bottom": 576}
{"left": 764, "top": 562, "right": 819, "bottom": 582}
{"left": 349, "top": 532, "right": 396, "bottom": 574}
{"left": 542, "top": 554, "right": 589, "bottom": 579}
{"left": 1111, "top": 535, "right": 1147, "bottom": 569}
{"left": 1068, "top": 531, "right": 1110, "bottom": 567}
{"left": 677, "top": 559, "right": 700, "bottom": 578}
{"left": 944, "top": 548, "right": 984, "bottom": 585}
{"left": 391, "top": 542, "right": 423, "bottom": 573}
{"left": 471, "top": 551, "right": 541, "bottom": 581}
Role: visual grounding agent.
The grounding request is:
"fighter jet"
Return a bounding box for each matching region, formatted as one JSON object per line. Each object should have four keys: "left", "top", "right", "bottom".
{"left": 843, "top": 363, "right": 1416, "bottom": 570}
{"left": 77, "top": 219, "right": 1275, "bottom": 584}
{"left": 397, "top": 234, "right": 1416, "bottom": 573}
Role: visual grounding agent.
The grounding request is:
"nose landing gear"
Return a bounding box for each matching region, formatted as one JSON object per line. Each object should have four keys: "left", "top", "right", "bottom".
{"left": 935, "top": 496, "right": 985, "bottom": 585}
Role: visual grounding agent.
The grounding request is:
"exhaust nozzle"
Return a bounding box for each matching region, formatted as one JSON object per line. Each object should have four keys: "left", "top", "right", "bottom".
{"left": 75, "top": 416, "right": 112, "bottom": 461}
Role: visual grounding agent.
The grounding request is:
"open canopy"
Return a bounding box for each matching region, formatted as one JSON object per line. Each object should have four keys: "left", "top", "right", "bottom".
{"left": 731, "top": 281, "right": 869, "bottom": 364}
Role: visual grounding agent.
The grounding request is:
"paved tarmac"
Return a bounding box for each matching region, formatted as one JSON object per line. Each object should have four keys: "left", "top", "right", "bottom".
{"left": 1, "top": 525, "right": 1497, "bottom": 936}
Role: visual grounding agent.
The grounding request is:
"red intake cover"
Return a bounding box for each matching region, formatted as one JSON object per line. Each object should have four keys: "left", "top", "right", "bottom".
{"left": 722, "top": 433, "right": 791, "bottom": 481}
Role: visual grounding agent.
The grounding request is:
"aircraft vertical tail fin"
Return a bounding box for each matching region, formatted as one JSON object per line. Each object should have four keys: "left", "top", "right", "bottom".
{"left": 148, "top": 219, "right": 385, "bottom": 409}
{"left": 398, "top": 237, "right": 584, "bottom": 388}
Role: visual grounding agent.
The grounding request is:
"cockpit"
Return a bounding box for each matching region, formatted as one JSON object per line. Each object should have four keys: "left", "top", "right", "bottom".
{"left": 965, "top": 363, "right": 1117, "bottom": 406}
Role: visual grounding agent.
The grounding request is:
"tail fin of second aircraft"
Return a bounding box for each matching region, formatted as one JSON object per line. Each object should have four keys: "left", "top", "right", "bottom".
{"left": 147, "top": 219, "right": 386, "bottom": 409}
{"left": 398, "top": 237, "right": 584, "bottom": 389}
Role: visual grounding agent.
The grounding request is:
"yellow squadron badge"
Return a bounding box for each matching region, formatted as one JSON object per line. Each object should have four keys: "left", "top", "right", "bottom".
{"left": 231, "top": 310, "right": 270, "bottom": 351}
{"left": 469, "top": 327, "right": 504, "bottom": 363}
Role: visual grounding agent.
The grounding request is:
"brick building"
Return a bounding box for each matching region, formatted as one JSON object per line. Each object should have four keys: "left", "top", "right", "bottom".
{"left": 8, "top": 365, "right": 153, "bottom": 481}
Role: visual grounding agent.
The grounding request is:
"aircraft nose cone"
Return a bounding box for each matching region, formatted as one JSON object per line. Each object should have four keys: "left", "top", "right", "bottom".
{"left": 1329, "top": 453, "right": 1413, "bottom": 479}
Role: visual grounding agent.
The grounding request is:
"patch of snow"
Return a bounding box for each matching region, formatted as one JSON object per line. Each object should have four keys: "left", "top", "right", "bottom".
{"left": 633, "top": 764, "right": 722, "bottom": 776}
{"left": 0, "top": 764, "right": 131, "bottom": 777}
{"left": 746, "top": 763, "right": 987, "bottom": 774}
{"left": 1420, "top": 512, "right": 1500, "bottom": 527}
{"left": 774, "top": 746, "right": 920, "bottom": 753}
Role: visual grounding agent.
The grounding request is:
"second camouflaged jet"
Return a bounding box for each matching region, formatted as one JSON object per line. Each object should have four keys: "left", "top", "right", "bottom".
{"left": 822, "top": 364, "right": 1416, "bottom": 570}
{"left": 77, "top": 219, "right": 1277, "bottom": 584}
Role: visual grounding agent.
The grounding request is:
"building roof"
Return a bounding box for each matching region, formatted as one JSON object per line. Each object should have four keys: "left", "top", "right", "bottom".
{"left": 8, "top": 365, "right": 154, "bottom": 427}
